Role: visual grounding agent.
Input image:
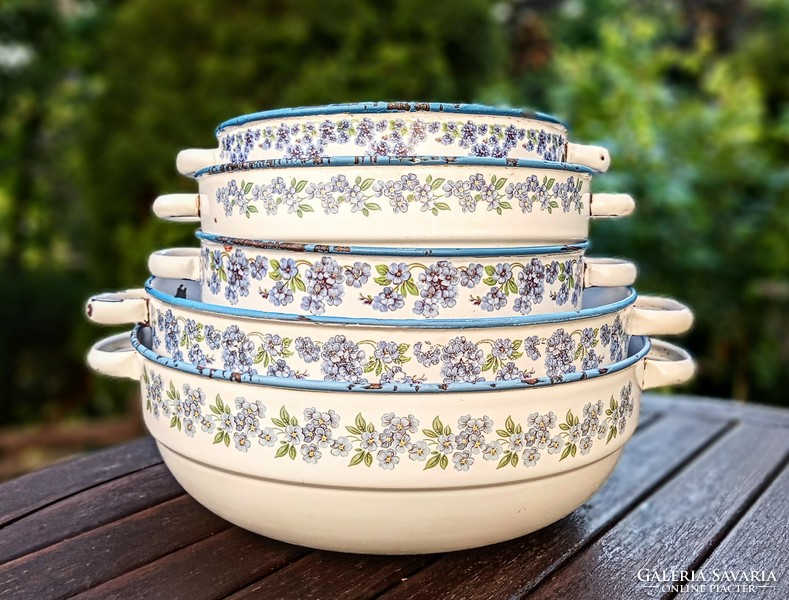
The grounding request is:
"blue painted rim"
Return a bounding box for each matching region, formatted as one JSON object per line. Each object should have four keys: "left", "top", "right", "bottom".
{"left": 145, "top": 277, "right": 635, "bottom": 329}
{"left": 130, "top": 324, "right": 649, "bottom": 394}
{"left": 195, "top": 231, "right": 589, "bottom": 257}
{"left": 215, "top": 102, "right": 565, "bottom": 135}
{"left": 193, "top": 155, "right": 596, "bottom": 178}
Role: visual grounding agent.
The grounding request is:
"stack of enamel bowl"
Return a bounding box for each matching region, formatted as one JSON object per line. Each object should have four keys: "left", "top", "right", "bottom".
{"left": 86, "top": 102, "right": 695, "bottom": 554}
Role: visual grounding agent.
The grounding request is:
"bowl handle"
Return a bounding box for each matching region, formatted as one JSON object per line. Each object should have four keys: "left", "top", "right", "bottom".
{"left": 587, "top": 193, "right": 635, "bottom": 218}
{"left": 86, "top": 290, "right": 149, "bottom": 325}
{"left": 628, "top": 296, "right": 694, "bottom": 336}
{"left": 176, "top": 148, "right": 218, "bottom": 176}
{"left": 152, "top": 194, "right": 202, "bottom": 222}
{"left": 583, "top": 257, "right": 637, "bottom": 288}
{"left": 148, "top": 248, "right": 201, "bottom": 280}
{"left": 566, "top": 143, "right": 611, "bottom": 172}
{"left": 641, "top": 338, "right": 696, "bottom": 390}
{"left": 86, "top": 332, "right": 139, "bottom": 380}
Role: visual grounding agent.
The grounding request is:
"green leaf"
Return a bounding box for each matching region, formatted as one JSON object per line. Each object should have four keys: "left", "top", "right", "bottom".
{"left": 346, "top": 426, "right": 362, "bottom": 435}
{"left": 500, "top": 201, "right": 512, "bottom": 209}
{"left": 512, "top": 339, "right": 522, "bottom": 351}
{"left": 559, "top": 423, "right": 570, "bottom": 431}
{"left": 360, "top": 178, "right": 375, "bottom": 191}
{"left": 435, "top": 202, "right": 450, "bottom": 210}
{"left": 431, "top": 177, "right": 446, "bottom": 190}
{"left": 549, "top": 201, "right": 559, "bottom": 209}
{"left": 494, "top": 177, "right": 507, "bottom": 190}
{"left": 505, "top": 416, "right": 515, "bottom": 433}
{"left": 300, "top": 204, "right": 314, "bottom": 213}
{"left": 223, "top": 433, "right": 230, "bottom": 447}
{"left": 213, "top": 432, "right": 224, "bottom": 445}
{"left": 364, "top": 452, "right": 373, "bottom": 467}
{"left": 290, "top": 416, "right": 297, "bottom": 426}
{"left": 405, "top": 280, "right": 419, "bottom": 296}
{"left": 431, "top": 208, "right": 438, "bottom": 216}
{"left": 496, "top": 429, "right": 510, "bottom": 438}
{"left": 439, "top": 454, "right": 449, "bottom": 469}
{"left": 482, "top": 355, "right": 496, "bottom": 372}
{"left": 424, "top": 454, "right": 441, "bottom": 470}
{"left": 432, "top": 416, "right": 444, "bottom": 434}
{"left": 349, "top": 451, "right": 365, "bottom": 466}
{"left": 247, "top": 205, "right": 258, "bottom": 214}
{"left": 483, "top": 276, "right": 497, "bottom": 286}
{"left": 566, "top": 409, "right": 574, "bottom": 424}
{"left": 294, "top": 276, "right": 307, "bottom": 292}
{"left": 367, "top": 422, "right": 375, "bottom": 433}
{"left": 243, "top": 181, "right": 253, "bottom": 194}
{"left": 497, "top": 452, "right": 512, "bottom": 469}
{"left": 355, "top": 413, "right": 366, "bottom": 431}
{"left": 374, "top": 275, "right": 390, "bottom": 286}
{"left": 375, "top": 264, "right": 389, "bottom": 276}
{"left": 362, "top": 208, "right": 369, "bottom": 217}
{"left": 515, "top": 423, "right": 522, "bottom": 434}
{"left": 423, "top": 429, "right": 438, "bottom": 439}
{"left": 560, "top": 445, "right": 572, "bottom": 461}
{"left": 484, "top": 265, "right": 495, "bottom": 276}
{"left": 570, "top": 444, "right": 577, "bottom": 457}
{"left": 295, "top": 180, "right": 307, "bottom": 193}
{"left": 366, "top": 202, "right": 381, "bottom": 211}
{"left": 608, "top": 426, "right": 617, "bottom": 443}
{"left": 511, "top": 452, "right": 519, "bottom": 467}
{"left": 170, "top": 416, "right": 177, "bottom": 428}
{"left": 274, "top": 444, "right": 289, "bottom": 458}
{"left": 288, "top": 445, "right": 297, "bottom": 460}
{"left": 546, "top": 178, "right": 555, "bottom": 190}
{"left": 443, "top": 425, "right": 451, "bottom": 436}
{"left": 506, "top": 279, "right": 518, "bottom": 294}
{"left": 271, "top": 418, "right": 286, "bottom": 427}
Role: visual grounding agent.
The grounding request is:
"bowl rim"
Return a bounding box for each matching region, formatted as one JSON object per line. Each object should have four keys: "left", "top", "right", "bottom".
{"left": 193, "top": 155, "right": 597, "bottom": 178}
{"left": 131, "top": 324, "right": 649, "bottom": 394}
{"left": 195, "top": 231, "right": 589, "bottom": 257}
{"left": 215, "top": 101, "right": 565, "bottom": 134}
{"left": 145, "top": 277, "right": 636, "bottom": 329}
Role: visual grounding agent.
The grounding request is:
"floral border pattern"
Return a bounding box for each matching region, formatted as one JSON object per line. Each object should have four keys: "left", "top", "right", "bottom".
{"left": 213, "top": 172, "right": 584, "bottom": 219}
{"left": 201, "top": 246, "right": 585, "bottom": 318}
{"left": 144, "top": 370, "right": 635, "bottom": 472}
{"left": 150, "top": 308, "right": 628, "bottom": 384}
{"left": 219, "top": 117, "right": 566, "bottom": 163}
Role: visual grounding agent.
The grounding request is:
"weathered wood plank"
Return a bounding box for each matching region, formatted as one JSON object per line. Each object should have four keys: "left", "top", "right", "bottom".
{"left": 228, "top": 552, "right": 433, "bottom": 600}
{"left": 71, "top": 528, "right": 311, "bottom": 600}
{"left": 0, "top": 463, "right": 183, "bottom": 564}
{"left": 0, "top": 437, "right": 159, "bottom": 527}
{"left": 0, "top": 495, "right": 230, "bottom": 600}
{"left": 642, "top": 394, "right": 789, "bottom": 427}
{"left": 377, "top": 412, "right": 731, "bottom": 600}
{"left": 528, "top": 423, "right": 789, "bottom": 600}
{"left": 676, "top": 464, "right": 789, "bottom": 600}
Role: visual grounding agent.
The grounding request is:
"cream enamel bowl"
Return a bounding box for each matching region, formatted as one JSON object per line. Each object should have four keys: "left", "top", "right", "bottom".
{"left": 87, "top": 328, "right": 694, "bottom": 553}
{"left": 147, "top": 235, "right": 637, "bottom": 319}
{"left": 86, "top": 279, "right": 692, "bottom": 386}
{"left": 175, "top": 101, "right": 611, "bottom": 175}
{"left": 153, "top": 157, "right": 634, "bottom": 247}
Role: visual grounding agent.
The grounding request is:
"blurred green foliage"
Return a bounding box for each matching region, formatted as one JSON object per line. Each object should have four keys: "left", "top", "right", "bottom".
{"left": 0, "top": 0, "right": 786, "bottom": 426}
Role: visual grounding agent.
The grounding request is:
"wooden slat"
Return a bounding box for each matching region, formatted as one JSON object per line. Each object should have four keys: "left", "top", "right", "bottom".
{"left": 528, "top": 423, "right": 789, "bottom": 600}
{"left": 0, "top": 495, "right": 230, "bottom": 600}
{"left": 642, "top": 394, "right": 789, "bottom": 427}
{"left": 0, "top": 463, "right": 183, "bottom": 563}
{"left": 227, "top": 552, "right": 433, "bottom": 600}
{"left": 677, "top": 464, "right": 789, "bottom": 600}
{"left": 0, "top": 437, "right": 160, "bottom": 527}
{"left": 376, "top": 413, "right": 731, "bottom": 600}
{"left": 71, "top": 528, "right": 311, "bottom": 600}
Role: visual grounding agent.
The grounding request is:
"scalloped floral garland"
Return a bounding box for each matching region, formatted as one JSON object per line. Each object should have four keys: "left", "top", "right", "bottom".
{"left": 213, "top": 172, "right": 584, "bottom": 219}
{"left": 150, "top": 308, "right": 628, "bottom": 384}
{"left": 201, "top": 247, "right": 584, "bottom": 318}
{"left": 144, "top": 369, "right": 635, "bottom": 472}
{"left": 219, "top": 117, "right": 566, "bottom": 163}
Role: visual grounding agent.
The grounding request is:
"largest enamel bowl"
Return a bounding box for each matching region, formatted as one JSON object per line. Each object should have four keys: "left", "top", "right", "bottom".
{"left": 88, "top": 328, "right": 694, "bottom": 553}
{"left": 153, "top": 157, "right": 634, "bottom": 247}
{"left": 86, "top": 279, "right": 693, "bottom": 387}
{"left": 175, "top": 101, "right": 611, "bottom": 174}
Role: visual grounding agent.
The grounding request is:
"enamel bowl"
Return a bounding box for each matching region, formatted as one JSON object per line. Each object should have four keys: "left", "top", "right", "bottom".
{"left": 148, "top": 234, "right": 637, "bottom": 320}
{"left": 175, "top": 102, "right": 611, "bottom": 175}
{"left": 152, "top": 157, "right": 634, "bottom": 247}
{"left": 86, "top": 279, "right": 692, "bottom": 387}
{"left": 87, "top": 328, "right": 694, "bottom": 553}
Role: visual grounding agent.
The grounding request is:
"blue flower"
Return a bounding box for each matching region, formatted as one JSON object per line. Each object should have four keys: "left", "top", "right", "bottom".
{"left": 268, "top": 281, "right": 294, "bottom": 306}
{"left": 372, "top": 287, "right": 405, "bottom": 312}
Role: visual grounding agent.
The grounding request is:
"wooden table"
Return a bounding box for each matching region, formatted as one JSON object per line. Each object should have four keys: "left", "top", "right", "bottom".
{"left": 1, "top": 394, "right": 787, "bottom": 600}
